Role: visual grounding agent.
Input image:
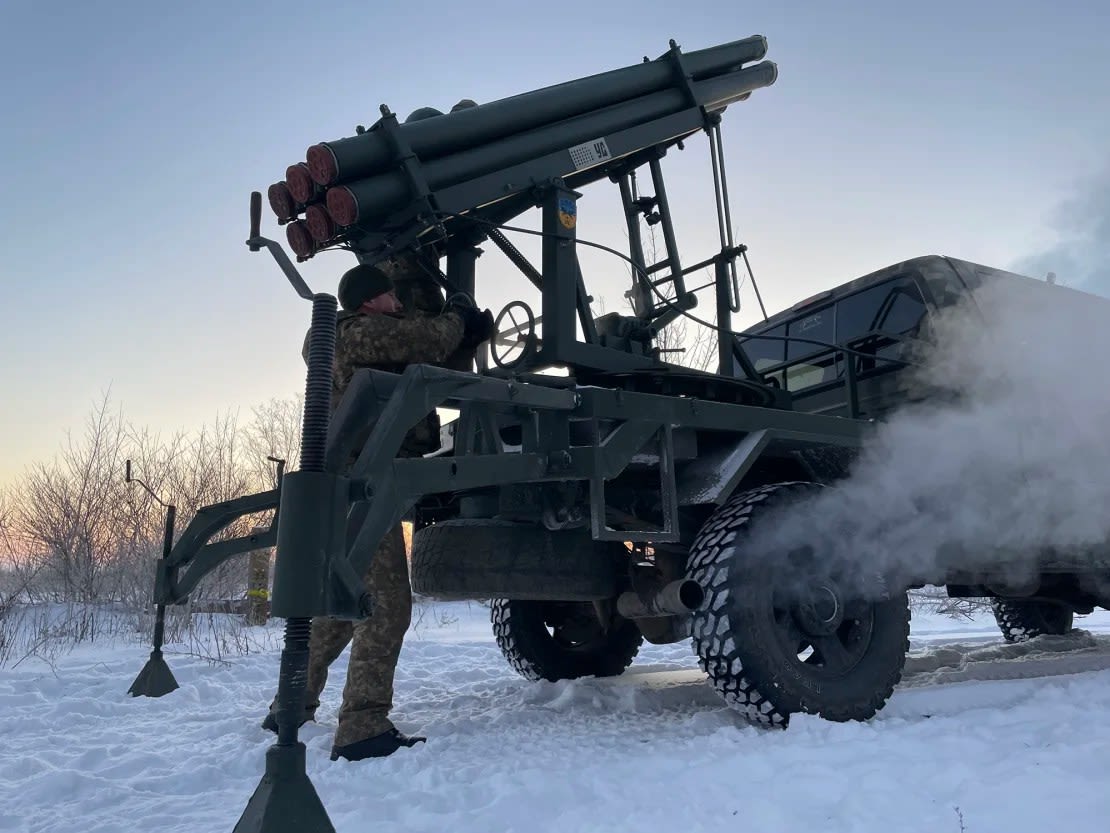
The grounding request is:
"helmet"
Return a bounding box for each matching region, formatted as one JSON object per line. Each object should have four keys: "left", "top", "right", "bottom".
{"left": 337, "top": 264, "right": 394, "bottom": 311}
{"left": 404, "top": 106, "right": 444, "bottom": 123}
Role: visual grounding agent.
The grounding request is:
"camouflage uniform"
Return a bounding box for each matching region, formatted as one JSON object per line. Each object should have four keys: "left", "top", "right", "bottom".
{"left": 323, "top": 306, "right": 464, "bottom": 746}
{"left": 284, "top": 262, "right": 469, "bottom": 749}
{"left": 378, "top": 250, "right": 479, "bottom": 375}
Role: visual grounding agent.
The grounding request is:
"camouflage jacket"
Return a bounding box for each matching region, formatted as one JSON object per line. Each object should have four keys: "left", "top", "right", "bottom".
{"left": 376, "top": 253, "right": 478, "bottom": 373}
{"left": 332, "top": 308, "right": 465, "bottom": 393}
{"left": 303, "top": 308, "right": 466, "bottom": 459}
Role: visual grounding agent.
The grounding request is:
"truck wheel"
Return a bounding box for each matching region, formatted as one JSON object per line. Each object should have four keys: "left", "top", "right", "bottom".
{"left": 491, "top": 599, "right": 642, "bottom": 682}
{"left": 686, "top": 483, "right": 911, "bottom": 727}
{"left": 991, "top": 598, "right": 1073, "bottom": 643}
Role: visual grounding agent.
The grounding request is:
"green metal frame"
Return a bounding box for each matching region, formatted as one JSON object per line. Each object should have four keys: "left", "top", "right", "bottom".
{"left": 153, "top": 360, "right": 867, "bottom": 614}
{"left": 131, "top": 35, "right": 890, "bottom": 833}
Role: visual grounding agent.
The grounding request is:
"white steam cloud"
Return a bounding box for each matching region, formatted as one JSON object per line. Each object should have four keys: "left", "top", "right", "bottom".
{"left": 1013, "top": 169, "right": 1110, "bottom": 295}
{"left": 745, "top": 255, "right": 1110, "bottom": 601}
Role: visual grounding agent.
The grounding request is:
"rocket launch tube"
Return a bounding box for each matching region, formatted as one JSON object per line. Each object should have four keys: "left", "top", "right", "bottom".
{"left": 308, "top": 35, "right": 769, "bottom": 187}
{"left": 326, "top": 60, "right": 776, "bottom": 227}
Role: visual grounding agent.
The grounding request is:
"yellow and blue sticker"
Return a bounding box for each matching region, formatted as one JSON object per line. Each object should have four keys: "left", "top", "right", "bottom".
{"left": 558, "top": 197, "right": 577, "bottom": 230}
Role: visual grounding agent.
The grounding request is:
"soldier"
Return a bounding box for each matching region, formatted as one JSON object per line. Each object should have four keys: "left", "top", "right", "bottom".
{"left": 376, "top": 247, "right": 480, "bottom": 372}
{"left": 263, "top": 258, "right": 494, "bottom": 761}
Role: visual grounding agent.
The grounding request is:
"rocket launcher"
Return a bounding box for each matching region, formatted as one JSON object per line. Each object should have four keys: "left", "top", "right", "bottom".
{"left": 267, "top": 35, "right": 777, "bottom": 261}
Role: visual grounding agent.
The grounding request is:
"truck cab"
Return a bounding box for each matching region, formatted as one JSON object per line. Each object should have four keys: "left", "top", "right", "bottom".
{"left": 732, "top": 254, "right": 1060, "bottom": 420}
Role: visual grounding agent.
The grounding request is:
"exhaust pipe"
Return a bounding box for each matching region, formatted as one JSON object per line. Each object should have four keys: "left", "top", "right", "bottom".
{"left": 617, "top": 579, "right": 704, "bottom": 619}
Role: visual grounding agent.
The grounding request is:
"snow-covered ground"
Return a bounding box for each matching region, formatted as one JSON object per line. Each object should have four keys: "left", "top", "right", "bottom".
{"left": 2, "top": 603, "right": 1110, "bottom": 833}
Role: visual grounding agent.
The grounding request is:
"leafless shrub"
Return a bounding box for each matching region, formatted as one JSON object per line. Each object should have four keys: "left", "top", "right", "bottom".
{"left": 410, "top": 595, "right": 464, "bottom": 635}
{"left": 170, "top": 610, "right": 282, "bottom": 666}
{"left": 243, "top": 395, "right": 303, "bottom": 488}
{"left": 0, "top": 390, "right": 304, "bottom": 667}
{"left": 655, "top": 312, "right": 718, "bottom": 372}
{"left": 17, "top": 392, "right": 130, "bottom": 604}
{"left": 631, "top": 225, "right": 720, "bottom": 372}
{"left": 910, "top": 586, "right": 991, "bottom": 619}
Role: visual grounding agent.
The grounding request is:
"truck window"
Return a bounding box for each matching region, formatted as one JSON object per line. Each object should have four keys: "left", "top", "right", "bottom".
{"left": 787, "top": 306, "right": 834, "bottom": 360}
{"left": 784, "top": 305, "right": 836, "bottom": 391}
{"left": 836, "top": 276, "right": 927, "bottom": 373}
{"left": 737, "top": 323, "right": 786, "bottom": 388}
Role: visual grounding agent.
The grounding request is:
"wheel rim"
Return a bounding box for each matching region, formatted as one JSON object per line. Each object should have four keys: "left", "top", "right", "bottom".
{"left": 541, "top": 602, "right": 609, "bottom": 653}
{"left": 770, "top": 581, "right": 876, "bottom": 677}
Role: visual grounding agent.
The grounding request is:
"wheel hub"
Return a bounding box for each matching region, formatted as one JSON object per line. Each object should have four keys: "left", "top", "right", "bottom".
{"left": 793, "top": 584, "right": 844, "bottom": 636}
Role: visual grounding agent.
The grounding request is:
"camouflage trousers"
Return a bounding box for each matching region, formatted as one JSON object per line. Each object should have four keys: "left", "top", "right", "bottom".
{"left": 303, "top": 524, "right": 413, "bottom": 746}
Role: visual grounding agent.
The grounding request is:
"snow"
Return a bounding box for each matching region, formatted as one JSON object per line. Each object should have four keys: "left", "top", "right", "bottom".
{"left": 2, "top": 604, "right": 1110, "bottom": 833}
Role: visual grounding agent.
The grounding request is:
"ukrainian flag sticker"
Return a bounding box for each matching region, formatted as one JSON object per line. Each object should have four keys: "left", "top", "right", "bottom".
{"left": 558, "top": 197, "right": 577, "bottom": 230}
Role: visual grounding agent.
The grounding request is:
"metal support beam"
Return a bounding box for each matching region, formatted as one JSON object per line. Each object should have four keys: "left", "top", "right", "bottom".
{"left": 446, "top": 244, "right": 481, "bottom": 300}
{"left": 648, "top": 155, "right": 688, "bottom": 302}
{"left": 155, "top": 489, "right": 280, "bottom": 604}
{"left": 619, "top": 172, "right": 652, "bottom": 318}
{"left": 715, "top": 256, "right": 734, "bottom": 376}
{"left": 540, "top": 183, "right": 580, "bottom": 362}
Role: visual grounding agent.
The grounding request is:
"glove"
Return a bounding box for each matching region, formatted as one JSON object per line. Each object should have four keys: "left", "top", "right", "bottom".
{"left": 447, "top": 297, "right": 495, "bottom": 347}
{"left": 458, "top": 307, "right": 496, "bottom": 348}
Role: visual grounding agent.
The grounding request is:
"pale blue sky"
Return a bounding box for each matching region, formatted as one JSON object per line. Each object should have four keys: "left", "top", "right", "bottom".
{"left": 1, "top": 0, "right": 1107, "bottom": 484}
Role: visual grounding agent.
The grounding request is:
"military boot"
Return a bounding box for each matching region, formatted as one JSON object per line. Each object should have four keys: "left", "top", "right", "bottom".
{"left": 329, "top": 728, "right": 426, "bottom": 761}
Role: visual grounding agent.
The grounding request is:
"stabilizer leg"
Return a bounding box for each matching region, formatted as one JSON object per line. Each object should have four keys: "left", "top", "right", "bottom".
{"left": 127, "top": 498, "right": 181, "bottom": 697}
{"left": 127, "top": 618, "right": 179, "bottom": 698}
{"left": 234, "top": 617, "right": 333, "bottom": 833}
{"left": 234, "top": 743, "right": 333, "bottom": 833}
{"left": 235, "top": 291, "right": 340, "bottom": 833}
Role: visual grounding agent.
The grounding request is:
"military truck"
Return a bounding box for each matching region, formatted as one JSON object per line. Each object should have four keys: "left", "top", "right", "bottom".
{"left": 127, "top": 36, "right": 1107, "bottom": 832}
{"left": 735, "top": 254, "right": 1110, "bottom": 645}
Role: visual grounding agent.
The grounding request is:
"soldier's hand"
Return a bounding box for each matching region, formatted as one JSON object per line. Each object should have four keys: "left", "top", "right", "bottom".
{"left": 457, "top": 306, "right": 495, "bottom": 347}
{"left": 445, "top": 293, "right": 495, "bottom": 347}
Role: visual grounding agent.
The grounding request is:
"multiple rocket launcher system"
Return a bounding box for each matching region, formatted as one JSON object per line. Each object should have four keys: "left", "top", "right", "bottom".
{"left": 265, "top": 35, "right": 777, "bottom": 260}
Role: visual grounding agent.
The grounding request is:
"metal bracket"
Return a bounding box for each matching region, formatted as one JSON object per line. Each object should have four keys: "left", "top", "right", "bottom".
{"left": 590, "top": 421, "right": 679, "bottom": 543}
{"left": 662, "top": 39, "right": 704, "bottom": 117}
{"left": 374, "top": 106, "right": 441, "bottom": 234}
{"left": 155, "top": 488, "right": 281, "bottom": 604}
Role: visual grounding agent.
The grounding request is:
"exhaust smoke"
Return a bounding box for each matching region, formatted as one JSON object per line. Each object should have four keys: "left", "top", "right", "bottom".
{"left": 742, "top": 249, "right": 1110, "bottom": 600}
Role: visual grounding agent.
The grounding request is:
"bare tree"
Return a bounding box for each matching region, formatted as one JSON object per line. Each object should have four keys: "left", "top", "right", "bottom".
{"left": 0, "top": 487, "right": 15, "bottom": 563}
{"left": 243, "top": 394, "right": 303, "bottom": 488}
{"left": 0, "top": 388, "right": 314, "bottom": 665}
{"left": 17, "top": 392, "right": 130, "bottom": 603}
{"left": 631, "top": 224, "right": 720, "bottom": 372}
{"left": 0, "top": 487, "right": 23, "bottom": 661}
{"left": 0, "top": 486, "right": 42, "bottom": 590}
{"left": 654, "top": 313, "right": 719, "bottom": 372}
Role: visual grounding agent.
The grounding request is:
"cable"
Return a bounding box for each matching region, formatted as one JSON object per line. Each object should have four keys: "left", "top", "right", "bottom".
{"left": 428, "top": 209, "right": 922, "bottom": 369}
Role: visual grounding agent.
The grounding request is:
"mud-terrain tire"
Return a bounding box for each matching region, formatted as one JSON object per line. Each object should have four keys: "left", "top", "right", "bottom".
{"left": 991, "top": 599, "right": 1074, "bottom": 643}
{"left": 491, "top": 599, "right": 642, "bottom": 682}
{"left": 686, "top": 482, "right": 911, "bottom": 727}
